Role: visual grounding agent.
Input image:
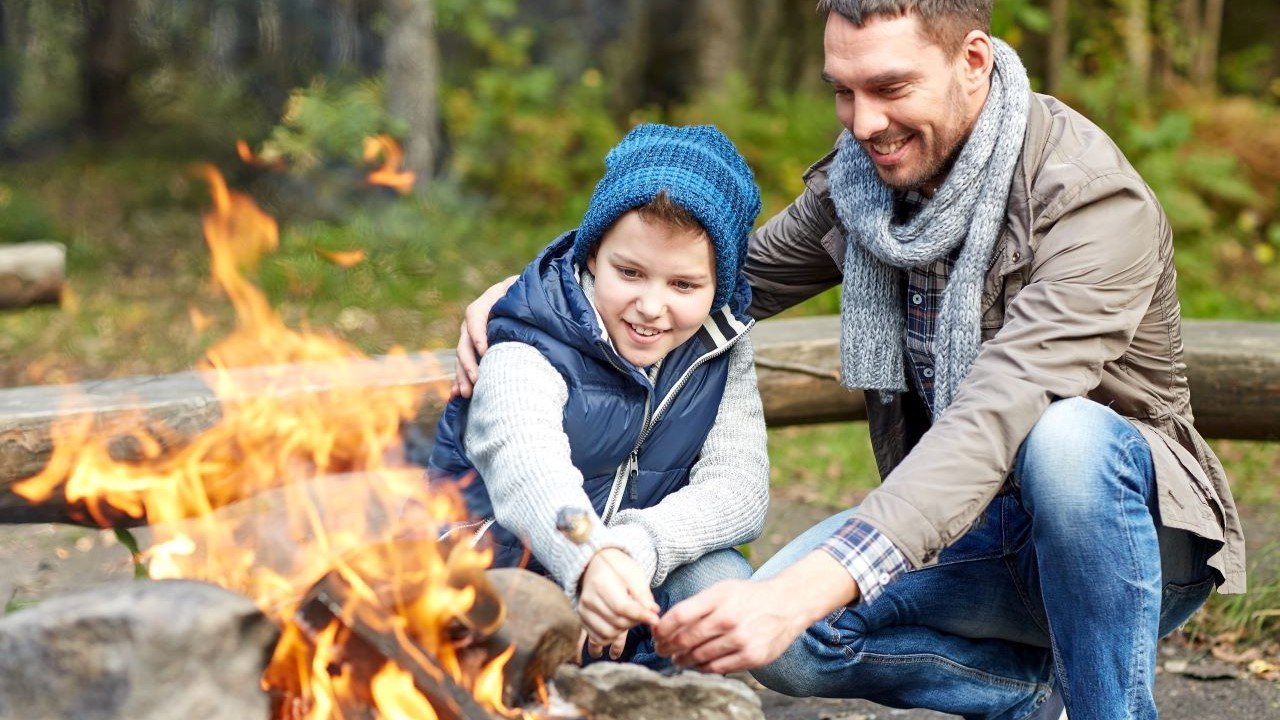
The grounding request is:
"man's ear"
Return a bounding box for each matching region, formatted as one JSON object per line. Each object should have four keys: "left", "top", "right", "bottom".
{"left": 959, "top": 30, "right": 995, "bottom": 92}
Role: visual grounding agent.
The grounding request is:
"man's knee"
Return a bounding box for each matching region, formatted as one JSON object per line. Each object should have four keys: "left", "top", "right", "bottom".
{"left": 751, "top": 652, "right": 824, "bottom": 697}
{"left": 1016, "top": 397, "right": 1151, "bottom": 508}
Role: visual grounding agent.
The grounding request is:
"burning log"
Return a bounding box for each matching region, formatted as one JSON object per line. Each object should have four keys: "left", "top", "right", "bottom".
{"left": 0, "top": 241, "right": 64, "bottom": 309}
{"left": 275, "top": 570, "right": 504, "bottom": 720}
{"left": 485, "top": 568, "right": 583, "bottom": 709}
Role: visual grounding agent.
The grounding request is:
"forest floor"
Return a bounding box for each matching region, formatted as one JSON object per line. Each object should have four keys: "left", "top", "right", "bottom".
{"left": 2, "top": 488, "right": 1277, "bottom": 718}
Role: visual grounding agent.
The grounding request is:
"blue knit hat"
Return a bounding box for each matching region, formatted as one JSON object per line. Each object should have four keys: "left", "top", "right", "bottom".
{"left": 572, "top": 124, "right": 762, "bottom": 309}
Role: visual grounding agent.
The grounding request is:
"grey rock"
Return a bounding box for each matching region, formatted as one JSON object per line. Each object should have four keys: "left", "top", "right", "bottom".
{"left": 553, "top": 662, "right": 764, "bottom": 720}
{"left": 0, "top": 579, "right": 278, "bottom": 720}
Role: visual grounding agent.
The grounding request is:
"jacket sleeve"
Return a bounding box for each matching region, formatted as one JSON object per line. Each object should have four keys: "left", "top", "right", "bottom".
{"left": 608, "top": 337, "right": 770, "bottom": 586}
{"left": 853, "top": 172, "right": 1165, "bottom": 567}
{"left": 744, "top": 180, "right": 844, "bottom": 320}
{"left": 465, "top": 342, "right": 616, "bottom": 597}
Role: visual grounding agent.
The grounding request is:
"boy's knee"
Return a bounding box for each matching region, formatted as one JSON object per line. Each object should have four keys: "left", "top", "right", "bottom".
{"left": 660, "top": 549, "right": 751, "bottom": 604}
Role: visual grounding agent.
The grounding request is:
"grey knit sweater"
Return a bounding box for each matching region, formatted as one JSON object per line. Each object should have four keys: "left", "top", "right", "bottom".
{"left": 464, "top": 310, "right": 769, "bottom": 597}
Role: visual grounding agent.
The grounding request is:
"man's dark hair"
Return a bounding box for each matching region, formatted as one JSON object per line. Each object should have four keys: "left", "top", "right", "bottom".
{"left": 816, "top": 0, "right": 992, "bottom": 55}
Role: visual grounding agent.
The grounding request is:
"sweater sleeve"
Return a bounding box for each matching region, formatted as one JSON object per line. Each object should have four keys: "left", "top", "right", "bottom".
{"left": 464, "top": 342, "right": 604, "bottom": 596}
{"left": 607, "top": 337, "right": 771, "bottom": 586}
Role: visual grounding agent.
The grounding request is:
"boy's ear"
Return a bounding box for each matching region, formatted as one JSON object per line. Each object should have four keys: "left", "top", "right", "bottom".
{"left": 586, "top": 249, "right": 598, "bottom": 275}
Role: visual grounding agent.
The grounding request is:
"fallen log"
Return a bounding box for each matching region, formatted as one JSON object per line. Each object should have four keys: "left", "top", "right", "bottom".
{"left": 0, "top": 317, "right": 1276, "bottom": 524}
{"left": 0, "top": 241, "right": 65, "bottom": 309}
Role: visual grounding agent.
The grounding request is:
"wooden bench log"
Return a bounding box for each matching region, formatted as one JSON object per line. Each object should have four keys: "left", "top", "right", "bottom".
{"left": 0, "top": 241, "right": 65, "bottom": 309}
{"left": 0, "top": 317, "right": 1276, "bottom": 523}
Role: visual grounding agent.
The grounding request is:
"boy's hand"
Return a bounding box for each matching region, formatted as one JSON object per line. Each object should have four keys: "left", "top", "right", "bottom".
{"left": 577, "top": 548, "right": 660, "bottom": 657}
{"left": 582, "top": 628, "right": 629, "bottom": 662}
{"left": 452, "top": 275, "right": 518, "bottom": 398}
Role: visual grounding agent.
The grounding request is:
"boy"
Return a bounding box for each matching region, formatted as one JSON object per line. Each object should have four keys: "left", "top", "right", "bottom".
{"left": 429, "top": 124, "right": 768, "bottom": 665}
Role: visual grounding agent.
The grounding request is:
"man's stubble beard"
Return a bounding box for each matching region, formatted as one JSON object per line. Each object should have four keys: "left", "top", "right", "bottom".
{"left": 880, "top": 78, "right": 973, "bottom": 193}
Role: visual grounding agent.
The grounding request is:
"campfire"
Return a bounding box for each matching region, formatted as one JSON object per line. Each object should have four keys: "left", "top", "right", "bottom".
{"left": 11, "top": 147, "right": 537, "bottom": 718}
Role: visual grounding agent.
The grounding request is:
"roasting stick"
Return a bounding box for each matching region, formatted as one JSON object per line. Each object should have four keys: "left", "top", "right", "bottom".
{"left": 554, "top": 507, "right": 658, "bottom": 650}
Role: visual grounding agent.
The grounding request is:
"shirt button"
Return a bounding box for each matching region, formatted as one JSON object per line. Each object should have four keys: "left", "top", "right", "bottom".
{"left": 911, "top": 293, "right": 924, "bottom": 305}
{"left": 922, "top": 367, "right": 934, "bottom": 378}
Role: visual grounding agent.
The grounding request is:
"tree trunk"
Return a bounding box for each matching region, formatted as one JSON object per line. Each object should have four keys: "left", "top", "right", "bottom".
{"left": 695, "top": 0, "right": 743, "bottom": 94}
{"left": 80, "top": 0, "right": 136, "bottom": 142}
{"left": 328, "top": 0, "right": 359, "bottom": 70}
{"left": 0, "top": 0, "right": 12, "bottom": 147}
{"left": 1123, "top": 0, "right": 1151, "bottom": 106}
{"left": 383, "top": 0, "right": 441, "bottom": 185}
{"left": 1192, "top": 0, "right": 1223, "bottom": 89}
{"left": 1047, "top": 0, "right": 1070, "bottom": 95}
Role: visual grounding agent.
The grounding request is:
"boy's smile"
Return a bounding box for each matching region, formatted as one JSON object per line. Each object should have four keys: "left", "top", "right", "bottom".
{"left": 587, "top": 212, "right": 716, "bottom": 368}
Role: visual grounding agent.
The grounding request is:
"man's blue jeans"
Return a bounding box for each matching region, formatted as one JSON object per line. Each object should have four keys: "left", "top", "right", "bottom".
{"left": 751, "top": 398, "right": 1218, "bottom": 719}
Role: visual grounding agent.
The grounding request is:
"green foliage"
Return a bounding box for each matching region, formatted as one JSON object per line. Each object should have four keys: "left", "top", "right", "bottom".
{"left": 113, "top": 528, "right": 149, "bottom": 579}
{"left": 1116, "top": 111, "right": 1259, "bottom": 236}
{"left": 674, "top": 75, "right": 842, "bottom": 216}
{"left": 1219, "top": 44, "right": 1277, "bottom": 97}
{"left": 4, "top": 3, "right": 81, "bottom": 147}
{"left": 437, "top": 0, "right": 622, "bottom": 220}
{"left": 1186, "top": 544, "right": 1280, "bottom": 643}
{"left": 990, "top": 0, "right": 1051, "bottom": 46}
{"left": 253, "top": 181, "right": 566, "bottom": 353}
{"left": 252, "top": 79, "right": 407, "bottom": 173}
{"left": 0, "top": 184, "right": 63, "bottom": 243}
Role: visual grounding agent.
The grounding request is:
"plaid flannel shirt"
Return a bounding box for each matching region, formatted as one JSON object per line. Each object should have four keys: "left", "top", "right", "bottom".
{"left": 820, "top": 189, "right": 956, "bottom": 605}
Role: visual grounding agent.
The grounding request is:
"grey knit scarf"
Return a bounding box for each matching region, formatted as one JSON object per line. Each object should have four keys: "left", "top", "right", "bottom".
{"left": 829, "top": 39, "right": 1029, "bottom": 417}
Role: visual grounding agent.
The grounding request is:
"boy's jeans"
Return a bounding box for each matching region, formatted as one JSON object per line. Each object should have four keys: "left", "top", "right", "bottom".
{"left": 751, "top": 397, "right": 1218, "bottom": 720}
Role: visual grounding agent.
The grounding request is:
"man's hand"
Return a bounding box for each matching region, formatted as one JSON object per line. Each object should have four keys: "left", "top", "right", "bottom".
{"left": 578, "top": 548, "right": 661, "bottom": 659}
{"left": 653, "top": 550, "right": 859, "bottom": 674}
{"left": 452, "top": 275, "right": 518, "bottom": 398}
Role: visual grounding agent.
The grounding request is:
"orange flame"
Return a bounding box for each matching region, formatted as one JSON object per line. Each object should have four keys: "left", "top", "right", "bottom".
{"left": 237, "top": 139, "right": 287, "bottom": 170}
{"left": 16, "top": 167, "right": 521, "bottom": 718}
{"left": 363, "top": 135, "right": 416, "bottom": 194}
{"left": 318, "top": 248, "right": 367, "bottom": 268}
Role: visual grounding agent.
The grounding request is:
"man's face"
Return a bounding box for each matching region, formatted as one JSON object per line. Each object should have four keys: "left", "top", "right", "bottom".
{"left": 823, "top": 12, "right": 987, "bottom": 193}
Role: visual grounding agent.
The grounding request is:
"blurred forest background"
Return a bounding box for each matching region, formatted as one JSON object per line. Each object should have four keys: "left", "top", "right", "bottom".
{"left": 0, "top": 0, "right": 1277, "bottom": 384}
{"left": 0, "top": 0, "right": 1277, "bottom": 641}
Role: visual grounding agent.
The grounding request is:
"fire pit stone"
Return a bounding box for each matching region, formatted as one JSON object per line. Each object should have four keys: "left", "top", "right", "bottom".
{"left": 552, "top": 662, "right": 765, "bottom": 720}
{"left": 0, "top": 578, "right": 278, "bottom": 720}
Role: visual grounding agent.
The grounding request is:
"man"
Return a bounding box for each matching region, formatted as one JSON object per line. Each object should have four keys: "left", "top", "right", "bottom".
{"left": 455, "top": 2, "right": 1245, "bottom": 717}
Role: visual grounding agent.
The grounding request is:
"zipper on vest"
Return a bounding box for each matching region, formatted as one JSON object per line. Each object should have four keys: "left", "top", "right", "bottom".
{"left": 436, "top": 516, "right": 495, "bottom": 544}
{"left": 471, "top": 517, "right": 496, "bottom": 544}
{"left": 627, "top": 450, "right": 639, "bottom": 501}
{"left": 601, "top": 395, "right": 650, "bottom": 524}
{"left": 630, "top": 319, "right": 754, "bottom": 456}
{"left": 600, "top": 319, "right": 754, "bottom": 522}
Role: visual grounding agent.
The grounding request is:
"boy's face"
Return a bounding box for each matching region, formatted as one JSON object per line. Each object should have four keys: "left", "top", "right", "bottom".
{"left": 587, "top": 211, "right": 716, "bottom": 368}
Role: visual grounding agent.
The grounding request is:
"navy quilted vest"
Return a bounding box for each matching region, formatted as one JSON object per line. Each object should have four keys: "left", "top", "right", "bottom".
{"left": 429, "top": 231, "right": 752, "bottom": 571}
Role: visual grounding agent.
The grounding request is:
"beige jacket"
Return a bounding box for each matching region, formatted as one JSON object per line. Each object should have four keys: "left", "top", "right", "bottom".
{"left": 744, "top": 92, "right": 1246, "bottom": 593}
